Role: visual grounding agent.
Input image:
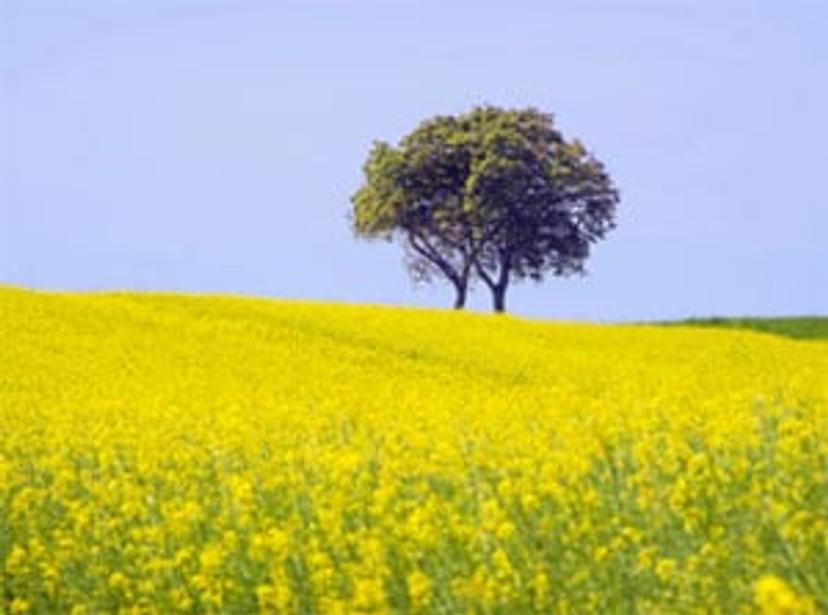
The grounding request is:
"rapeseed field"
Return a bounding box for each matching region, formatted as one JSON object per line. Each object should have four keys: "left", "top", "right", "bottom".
{"left": 1, "top": 287, "right": 826, "bottom": 614}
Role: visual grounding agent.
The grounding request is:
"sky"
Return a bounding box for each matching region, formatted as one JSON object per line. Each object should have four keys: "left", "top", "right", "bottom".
{"left": 1, "top": 0, "right": 826, "bottom": 321}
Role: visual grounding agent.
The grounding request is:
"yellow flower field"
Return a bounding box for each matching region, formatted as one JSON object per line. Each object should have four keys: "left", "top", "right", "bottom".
{"left": 1, "top": 287, "right": 826, "bottom": 613}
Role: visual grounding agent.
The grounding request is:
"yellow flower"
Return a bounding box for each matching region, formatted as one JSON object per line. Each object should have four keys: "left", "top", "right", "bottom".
{"left": 169, "top": 588, "right": 193, "bottom": 611}
{"left": 495, "top": 520, "right": 516, "bottom": 540}
{"left": 492, "top": 548, "right": 514, "bottom": 580}
{"left": 108, "top": 571, "right": 129, "bottom": 591}
{"left": 654, "top": 558, "right": 677, "bottom": 583}
{"left": 407, "top": 570, "right": 432, "bottom": 610}
{"left": 754, "top": 575, "right": 816, "bottom": 615}
{"left": 6, "top": 545, "right": 27, "bottom": 574}
{"left": 199, "top": 545, "right": 223, "bottom": 575}
{"left": 636, "top": 547, "right": 657, "bottom": 571}
{"left": 532, "top": 571, "right": 551, "bottom": 610}
{"left": 352, "top": 578, "right": 385, "bottom": 611}
{"left": 256, "top": 583, "right": 292, "bottom": 612}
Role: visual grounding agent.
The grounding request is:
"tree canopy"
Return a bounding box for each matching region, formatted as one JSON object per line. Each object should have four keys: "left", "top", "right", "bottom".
{"left": 351, "top": 106, "right": 619, "bottom": 312}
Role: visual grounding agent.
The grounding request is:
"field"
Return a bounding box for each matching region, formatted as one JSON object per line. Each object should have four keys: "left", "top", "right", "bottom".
{"left": 1, "top": 287, "right": 827, "bottom": 614}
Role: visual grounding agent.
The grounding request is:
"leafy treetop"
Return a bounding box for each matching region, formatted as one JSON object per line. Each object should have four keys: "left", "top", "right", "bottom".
{"left": 352, "top": 106, "right": 619, "bottom": 312}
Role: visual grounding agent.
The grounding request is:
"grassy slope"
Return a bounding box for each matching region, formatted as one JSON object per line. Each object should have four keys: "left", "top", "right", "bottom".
{"left": 663, "top": 316, "right": 828, "bottom": 340}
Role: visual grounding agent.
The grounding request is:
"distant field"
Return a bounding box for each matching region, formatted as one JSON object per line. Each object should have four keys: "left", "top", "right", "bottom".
{"left": 663, "top": 316, "right": 828, "bottom": 340}
{"left": 1, "top": 288, "right": 826, "bottom": 613}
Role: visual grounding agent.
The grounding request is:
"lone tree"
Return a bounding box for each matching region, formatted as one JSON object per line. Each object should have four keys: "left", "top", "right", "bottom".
{"left": 351, "top": 106, "right": 619, "bottom": 312}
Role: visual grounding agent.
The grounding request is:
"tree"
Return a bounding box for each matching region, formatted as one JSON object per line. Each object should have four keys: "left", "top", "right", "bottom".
{"left": 351, "top": 106, "right": 619, "bottom": 312}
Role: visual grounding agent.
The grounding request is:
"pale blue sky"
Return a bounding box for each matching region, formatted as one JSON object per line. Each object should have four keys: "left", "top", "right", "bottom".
{"left": 1, "top": 0, "right": 826, "bottom": 320}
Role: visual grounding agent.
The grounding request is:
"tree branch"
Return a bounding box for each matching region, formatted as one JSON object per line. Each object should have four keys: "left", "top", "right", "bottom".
{"left": 408, "top": 232, "right": 462, "bottom": 288}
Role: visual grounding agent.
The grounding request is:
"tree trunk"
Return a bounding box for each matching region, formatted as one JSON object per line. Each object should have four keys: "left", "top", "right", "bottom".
{"left": 476, "top": 250, "right": 510, "bottom": 313}
{"left": 491, "top": 254, "right": 510, "bottom": 313}
{"left": 492, "top": 284, "right": 507, "bottom": 313}
{"left": 453, "top": 282, "right": 467, "bottom": 310}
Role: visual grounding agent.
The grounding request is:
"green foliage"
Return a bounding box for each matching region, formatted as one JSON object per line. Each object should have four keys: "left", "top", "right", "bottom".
{"left": 351, "top": 106, "right": 619, "bottom": 311}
